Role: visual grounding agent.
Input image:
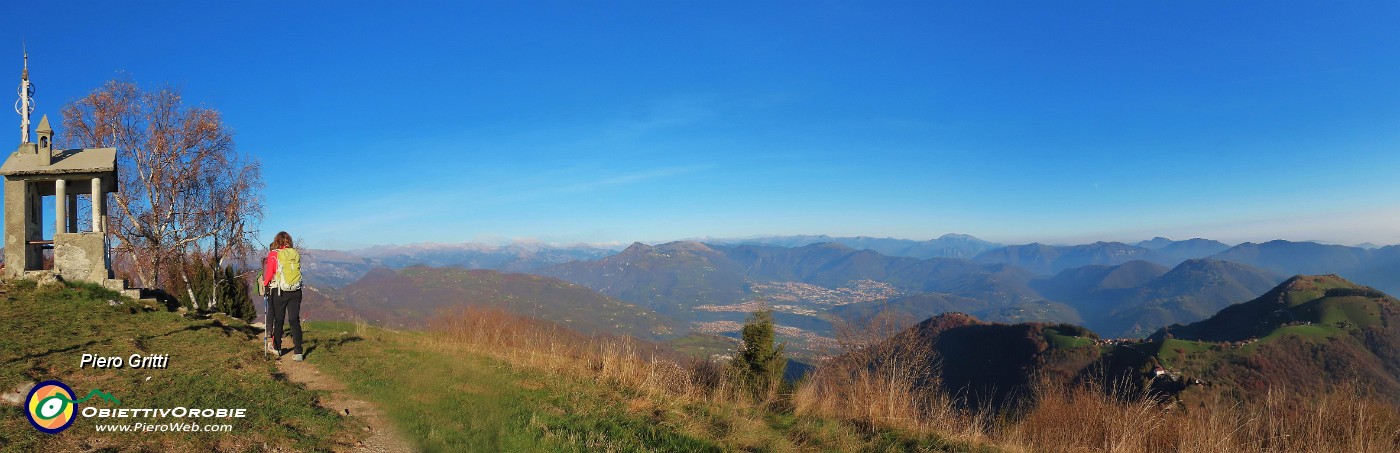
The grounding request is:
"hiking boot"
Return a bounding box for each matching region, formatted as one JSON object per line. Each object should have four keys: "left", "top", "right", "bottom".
{"left": 292, "top": 354, "right": 304, "bottom": 362}
{"left": 265, "top": 342, "right": 277, "bottom": 355}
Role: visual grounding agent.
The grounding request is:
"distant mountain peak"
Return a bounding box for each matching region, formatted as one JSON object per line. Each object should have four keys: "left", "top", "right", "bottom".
{"left": 936, "top": 233, "right": 988, "bottom": 242}
{"left": 1135, "top": 237, "right": 1175, "bottom": 249}
{"left": 916, "top": 311, "right": 985, "bottom": 333}
{"left": 656, "top": 240, "right": 721, "bottom": 255}
{"left": 807, "top": 241, "right": 856, "bottom": 251}
{"left": 621, "top": 242, "right": 655, "bottom": 253}
{"left": 705, "top": 234, "right": 1000, "bottom": 260}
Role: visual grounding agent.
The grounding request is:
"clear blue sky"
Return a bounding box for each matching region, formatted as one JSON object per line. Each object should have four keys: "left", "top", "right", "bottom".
{"left": 6, "top": 2, "right": 1400, "bottom": 249}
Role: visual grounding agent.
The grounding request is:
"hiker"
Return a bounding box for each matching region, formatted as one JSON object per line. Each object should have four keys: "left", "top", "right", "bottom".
{"left": 263, "top": 231, "right": 305, "bottom": 361}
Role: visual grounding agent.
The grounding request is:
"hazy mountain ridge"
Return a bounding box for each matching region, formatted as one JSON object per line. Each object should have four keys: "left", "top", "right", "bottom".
{"left": 536, "top": 241, "right": 1071, "bottom": 354}
{"left": 1148, "top": 238, "right": 1233, "bottom": 265}
{"left": 972, "top": 242, "right": 1153, "bottom": 275}
{"left": 305, "top": 266, "right": 678, "bottom": 340}
{"left": 875, "top": 275, "right": 1400, "bottom": 409}
{"left": 1028, "top": 259, "right": 1283, "bottom": 337}
{"left": 298, "top": 236, "right": 1400, "bottom": 349}
{"left": 708, "top": 233, "right": 1001, "bottom": 259}
{"left": 1098, "top": 259, "right": 1285, "bottom": 337}
{"left": 299, "top": 242, "right": 620, "bottom": 288}
{"left": 299, "top": 249, "right": 381, "bottom": 288}
{"left": 1033, "top": 260, "right": 1171, "bottom": 298}
{"left": 538, "top": 241, "right": 753, "bottom": 316}
{"left": 972, "top": 238, "right": 1234, "bottom": 275}
{"left": 538, "top": 240, "right": 1331, "bottom": 344}
{"left": 1208, "top": 240, "right": 1400, "bottom": 295}
{"left": 715, "top": 242, "right": 1043, "bottom": 303}
{"left": 358, "top": 242, "right": 617, "bottom": 271}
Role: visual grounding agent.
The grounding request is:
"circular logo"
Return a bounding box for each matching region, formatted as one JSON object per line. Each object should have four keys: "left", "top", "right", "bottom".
{"left": 26, "top": 380, "right": 77, "bottom": 434}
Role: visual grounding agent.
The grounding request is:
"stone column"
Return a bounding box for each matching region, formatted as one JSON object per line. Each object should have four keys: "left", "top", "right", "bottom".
{"left": 54, "top": 178, "right": 66, "bottom": 234}
{"left": 4, "top": 179, "right": 30, "bottom": 276}
{"left": 91, "top": 177, "right": 102, "bottom": 233}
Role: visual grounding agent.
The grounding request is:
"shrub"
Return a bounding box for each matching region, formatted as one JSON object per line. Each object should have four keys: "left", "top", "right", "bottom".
{"left": 730, "top": 310, "right": 787, "bottom": 400}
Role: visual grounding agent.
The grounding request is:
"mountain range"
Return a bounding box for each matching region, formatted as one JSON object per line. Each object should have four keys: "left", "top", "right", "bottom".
{"left": 295, "top": 234, "right": 1400, "bottom": 352}
{"left": 301, "top": 266, "right": 677, "bottom": 340}
{"left": 536, "top": 241, "right": 1070, "bottom": 340}
{"left": 708, "top": 233, "right": 1002, "bottom": 259}
{"left": 536, "top": 240, "right": 1301, "bottom": 339}
{"left": 300, "top": 242, "right": 618, "bottom": 288}
{"left": 1036, "top": 259, "right": 1286, "bottom": 337}
{"left": 970, "top": 239, "right": 1232, "bottom": 275}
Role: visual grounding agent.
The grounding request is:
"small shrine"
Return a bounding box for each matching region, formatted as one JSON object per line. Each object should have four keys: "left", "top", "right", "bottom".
{"left": 1, "top": 52, "right": 118, "bottom": 284}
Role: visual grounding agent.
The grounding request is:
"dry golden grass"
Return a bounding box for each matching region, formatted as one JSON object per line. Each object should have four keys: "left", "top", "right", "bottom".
{"left": 797, "top": 312, "right": 964, "bottom": 437}
{"left": 997, "top": 379, "right": 1400, "bottom": 453}
{"left": 426, "top": 306, "right": 796, "bottom": 450}
{"left": 428, "top": 306, "right": 736, "bottom": 403}
{"left": 422, "top": 306, "right": 1400, "bottom": 452}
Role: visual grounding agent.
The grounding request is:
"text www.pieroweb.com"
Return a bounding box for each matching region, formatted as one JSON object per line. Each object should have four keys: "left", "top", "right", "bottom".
{"left": 93, "top": 422, "right": 233, "bottom": 433}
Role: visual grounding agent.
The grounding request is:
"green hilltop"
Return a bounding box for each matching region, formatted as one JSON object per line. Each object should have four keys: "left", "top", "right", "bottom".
{"left": 0, "top": 280, "right": 353, "bottom": 451}
{"left": 1152, "top": 274, "right": 1392, "bottom": 343}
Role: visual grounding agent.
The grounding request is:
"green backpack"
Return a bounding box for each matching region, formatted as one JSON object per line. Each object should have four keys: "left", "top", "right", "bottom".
{"left": 273, "top": 248, "right": 303, "bottom": 291}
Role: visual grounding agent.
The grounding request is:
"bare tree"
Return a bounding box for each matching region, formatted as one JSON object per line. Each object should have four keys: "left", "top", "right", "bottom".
{"left": 59, "top": 78, "right": 264, "bottom": 306}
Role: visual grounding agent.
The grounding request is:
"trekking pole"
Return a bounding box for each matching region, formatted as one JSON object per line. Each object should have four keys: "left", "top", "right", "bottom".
{"left": 258, "top": 269, "right": 274, "bottom": 356}
{"left": 263, "top": 292, "right": 273, "bottom": 355}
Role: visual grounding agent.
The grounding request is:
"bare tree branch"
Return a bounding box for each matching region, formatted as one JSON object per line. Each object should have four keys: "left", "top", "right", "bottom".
{"left": 59, "top": 78, "right": 264, "bottom": 289}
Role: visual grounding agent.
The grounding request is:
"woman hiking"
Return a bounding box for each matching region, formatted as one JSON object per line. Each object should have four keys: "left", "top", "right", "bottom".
{"left": 263, "top": 231, "right": 305, "bottom": 361}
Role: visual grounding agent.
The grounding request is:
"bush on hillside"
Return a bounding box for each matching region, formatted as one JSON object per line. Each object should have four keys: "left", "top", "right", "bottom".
{"left": 730, "top": 309, "right": 787, "bottom": 400}
{"left": 168, "top": 258, "right": 257, "bottom": 321}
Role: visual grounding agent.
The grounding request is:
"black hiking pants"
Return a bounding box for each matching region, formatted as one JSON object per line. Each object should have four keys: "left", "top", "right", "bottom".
{"left": 270, "top": 289, "right": 303, "bottom": 354}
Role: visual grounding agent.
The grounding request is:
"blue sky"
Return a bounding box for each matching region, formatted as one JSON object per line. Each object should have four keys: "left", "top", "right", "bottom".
{"left": 5, "top": 2, "right": 1400, "bottom": 249}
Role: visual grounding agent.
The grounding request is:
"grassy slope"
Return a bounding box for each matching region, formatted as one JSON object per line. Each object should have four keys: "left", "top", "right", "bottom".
{"left": 301, "top": 321, "right": 717, "bottom": 452}
{"left": 1043, "top": 326, "right": 1095, "bottom": 349}
{"left": 301, "top": 321, "right": 979, "bottom": 452}
{"left": 1105, "top": 276, "right": 1400, "bottom": 402}
{"left": 0, "top": 280, "right": 350, "bottom": 451}
{"left": 667, "top": 333, "right": 739, "bottom": 359}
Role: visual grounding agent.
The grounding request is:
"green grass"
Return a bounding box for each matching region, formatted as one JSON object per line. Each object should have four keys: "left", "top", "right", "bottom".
{"left": 1282, "top": 275, "right": 1353, "bottom": 307}
{"left": 301, "top": 321, "right": 721, "bottom": 452}
{"left": 0, "top": 279, "right": 350, "bottom": 451}
{"left": 1256, "top": 324, "right": 1343, "bottom": 344}
{"left": 1301, "top": 296, "right": 1383, "bottom": 329}
{"left": 1043, "top": 327, "right": 1094, "bottom": 350}
{"left": 1151, "top": 339, "right": 1219, "bottom": 369}
{"left": 301, "top": 321, "right": 985, "bottom": 452}
{"left": 667, "top": 333, "right": 738, "bottom": 359}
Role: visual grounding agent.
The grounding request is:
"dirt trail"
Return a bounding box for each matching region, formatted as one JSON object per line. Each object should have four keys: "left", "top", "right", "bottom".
{"left": 273, "top": 352, "right": 416, "bottom": 452}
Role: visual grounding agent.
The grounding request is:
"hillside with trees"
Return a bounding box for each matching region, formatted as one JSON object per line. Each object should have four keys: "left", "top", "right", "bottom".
{"left": 868, "top": 275, "right": 1400, "bottom": 411}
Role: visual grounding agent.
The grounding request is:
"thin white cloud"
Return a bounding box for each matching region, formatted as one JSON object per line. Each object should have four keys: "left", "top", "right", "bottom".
{"left": 553, "top": 165, "right": 712, "bottom": 193}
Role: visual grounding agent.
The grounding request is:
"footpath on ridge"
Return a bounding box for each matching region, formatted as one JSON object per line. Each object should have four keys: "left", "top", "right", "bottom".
{"left": 261, "top": 337, "right": 415, "bottom": 453}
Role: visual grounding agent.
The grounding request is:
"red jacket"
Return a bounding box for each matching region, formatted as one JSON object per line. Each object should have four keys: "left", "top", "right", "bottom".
{"left": 262, "top": 249, "right": 280, "bottom": 288}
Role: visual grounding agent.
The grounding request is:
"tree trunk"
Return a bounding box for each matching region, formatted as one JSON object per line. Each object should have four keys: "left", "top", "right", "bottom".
{"left": 179, "top": 261, "right": 197, "bottom": 310}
